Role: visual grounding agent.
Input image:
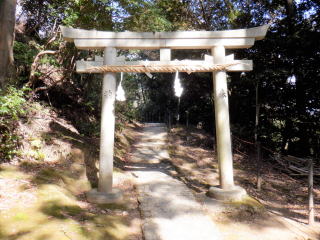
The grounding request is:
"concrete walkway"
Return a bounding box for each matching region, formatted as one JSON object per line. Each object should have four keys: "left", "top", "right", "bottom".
{"left": 127, "top": 123, "right": 222, "bottom": 240}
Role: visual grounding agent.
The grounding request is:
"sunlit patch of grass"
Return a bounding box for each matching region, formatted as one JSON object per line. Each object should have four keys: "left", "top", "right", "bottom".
{"left": 0, "top": 178, "right": 133, "bottom": 240}
{"left": 0, "top": 165, "right": 30, "bottom": 180}
{"left": 13, "top": 212, "right": 29, "bottom": 221}
{"left": 229, "top": 195, "right": 265, "bottom": 211}
{"left": 32, "top": 166, "right": 91, "bottom": 195}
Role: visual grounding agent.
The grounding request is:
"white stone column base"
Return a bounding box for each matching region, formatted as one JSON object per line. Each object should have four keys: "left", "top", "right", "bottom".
{"left": 207, "top": 186, "right": 247, "bottom": 202}
{"left": 86, "top": 188, "right": 123, "bottom": 204}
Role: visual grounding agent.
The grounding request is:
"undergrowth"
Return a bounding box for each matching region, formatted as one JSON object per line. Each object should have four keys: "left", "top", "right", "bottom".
{"left": 0, "top": 86, "right": 30, "bottom": 161}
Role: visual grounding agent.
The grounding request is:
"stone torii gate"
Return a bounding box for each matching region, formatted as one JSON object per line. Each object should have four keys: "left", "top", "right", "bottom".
{"left": 61, "top": 25, "right": 269, "bottom": 203}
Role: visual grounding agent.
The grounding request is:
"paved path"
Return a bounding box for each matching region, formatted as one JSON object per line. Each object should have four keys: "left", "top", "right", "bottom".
{"left": 127, "top": 123, "right": 222, "bottom": 240}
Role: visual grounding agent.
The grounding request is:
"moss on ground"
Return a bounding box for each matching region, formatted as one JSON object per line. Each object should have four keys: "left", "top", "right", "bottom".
{"left": 0, "top": 163, "right": 135, "bottom": 240}
{"left": 0, "top": 122, "right": 142, "bottom": 240}
{"left": 228, "top": 195, "right": 265, "bottom": 211}
{"left": 0, "top": 165, "right": 29, "bottom": 180}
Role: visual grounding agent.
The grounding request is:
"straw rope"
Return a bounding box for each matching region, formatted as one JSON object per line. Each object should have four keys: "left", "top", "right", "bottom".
{"left": 87, "top": 63, "right": 238, "bottom": 73}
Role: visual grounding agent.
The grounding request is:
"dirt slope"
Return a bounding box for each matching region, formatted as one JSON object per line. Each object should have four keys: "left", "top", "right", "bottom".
{"left": 0, "top": 103, "right": 142, "bottom": 240}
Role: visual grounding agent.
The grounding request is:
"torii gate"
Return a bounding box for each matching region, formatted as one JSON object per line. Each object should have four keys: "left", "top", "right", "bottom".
{"left": 61, "top": 25, "right": 269, "bottom": 203}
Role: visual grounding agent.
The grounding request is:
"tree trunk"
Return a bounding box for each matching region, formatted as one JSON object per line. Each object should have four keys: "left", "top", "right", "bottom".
{"left": 0, "top": 0, "right": 17, "bottom": 88}
{"left": 285, "top": 0, "right": 294, "bottom": 33}
{"left": 308, "top": 158, "right": 314, "bottom": 225}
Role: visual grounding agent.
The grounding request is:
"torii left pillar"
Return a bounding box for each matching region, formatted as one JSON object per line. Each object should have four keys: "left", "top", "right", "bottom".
{"left": 86, "top": 47, "right": 123, "bottom": 203}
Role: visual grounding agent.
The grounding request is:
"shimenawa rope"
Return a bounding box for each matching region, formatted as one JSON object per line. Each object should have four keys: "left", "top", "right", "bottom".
{"left": 87, "top": 63, "right": 238, "bottom": 73}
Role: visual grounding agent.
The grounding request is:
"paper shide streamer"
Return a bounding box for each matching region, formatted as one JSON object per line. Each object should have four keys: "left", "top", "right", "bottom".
{"left": 174, "top": 71, "right": 183, "bottom": 98}
{"left": 116, "top": 72, "right": 126, "bottom": 101}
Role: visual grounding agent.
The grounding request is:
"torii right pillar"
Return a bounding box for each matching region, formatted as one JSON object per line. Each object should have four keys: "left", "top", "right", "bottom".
{"left": 208, "top": 45, "right": 247, "bottom": 201}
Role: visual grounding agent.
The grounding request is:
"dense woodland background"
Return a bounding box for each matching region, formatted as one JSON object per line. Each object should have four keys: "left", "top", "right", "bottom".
{"left": 0, "top": 0, "right": 319, "bottom": 163}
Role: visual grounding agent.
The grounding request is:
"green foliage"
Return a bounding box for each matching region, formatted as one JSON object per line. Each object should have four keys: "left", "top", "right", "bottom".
{"left": 14, "top": 41, "right": 38, "bottom": 66}
{"left": 13, "top": 41, "right": 39, "bottom": 84}
{"left": 119, "top": 0, "right": 190, "bottom": 31}
{"left": 77, "top": 120, "right": 101, "bottom": 137}
{"left": 115, "top": 102, "right": 138, "bottom": 123}
{"left": 124, "top": 4, "right": 173, "bottom": 31}
{"left": 39, "top": 55, "right": 59, "bottom": 66}
{"left": 0, "top": 86, "right": 29, "bottom": 119}
{"left": 21, "top": 0, "right": 113, "bottom": 36}
{"left": 0, "top": 86, "right": 30, "bottom": 161}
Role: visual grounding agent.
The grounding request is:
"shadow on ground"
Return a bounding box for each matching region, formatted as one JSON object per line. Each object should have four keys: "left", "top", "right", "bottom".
{"left": 0, "top": 119, "right": 141, "bottom": 240}
{"left": 123, "top": 124, "right": 320, "bottom": 240}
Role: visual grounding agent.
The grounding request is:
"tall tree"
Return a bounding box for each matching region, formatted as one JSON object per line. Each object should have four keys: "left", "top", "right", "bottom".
{"left": 0, "top": 0, "right": 17, "bottom": 88}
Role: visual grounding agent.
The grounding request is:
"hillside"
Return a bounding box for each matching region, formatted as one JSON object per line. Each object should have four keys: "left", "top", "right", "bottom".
{"left": 0, "top": 102, "right": 142, "bottom": 240}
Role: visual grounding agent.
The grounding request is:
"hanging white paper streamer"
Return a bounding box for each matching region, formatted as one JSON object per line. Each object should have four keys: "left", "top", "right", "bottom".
{"left": 174, "top": 71, "right": 183, "bottom": 97}
{"left": 116, "top": 72, "right": 126, "bottom": 101}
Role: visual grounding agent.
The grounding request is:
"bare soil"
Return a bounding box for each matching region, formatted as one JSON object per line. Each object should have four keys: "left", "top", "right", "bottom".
{"left": 0, "top": 103, "right": 143, "bottom": 240}
{"left": 167, "top": 126, "right": 320, "bottom": 240}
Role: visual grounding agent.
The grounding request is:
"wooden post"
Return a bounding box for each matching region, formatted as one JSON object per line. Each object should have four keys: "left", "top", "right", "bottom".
{"left": 186, "top": 110, "right": 190, "bottom": 142}
{"left": 256, "top": 141, "right": 262, "bottom": 191}
{"left": 212, "top": 45, "right": 234, "bottom": 190}
{"left": 308, "top": 158, "right": 314, "bottom": 225}
{"left": 186, "top": 110, "right": 189, "bottom": 129}
{"left": 98, "top": 47, "right": 117, "bottom": 193}
{"left": 255, "top": 82, "right": 262, "bottom": 190}
{"left": 254, "top": 83, "right": 260, "bottom": 143}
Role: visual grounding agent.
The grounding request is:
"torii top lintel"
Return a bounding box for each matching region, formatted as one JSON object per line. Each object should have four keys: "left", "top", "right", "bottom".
{"left": 60, "top": 25, "right": 269, "bottom": 50}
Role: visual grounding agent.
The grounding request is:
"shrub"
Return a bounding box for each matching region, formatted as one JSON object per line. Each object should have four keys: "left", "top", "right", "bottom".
{"left": 0, "top": 86, "right": 30, "bottom": 161}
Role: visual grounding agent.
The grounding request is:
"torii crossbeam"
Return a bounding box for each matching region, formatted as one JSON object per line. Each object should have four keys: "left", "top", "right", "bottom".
{"left": 61, "top": 25, "right": 269, "bottom": 203}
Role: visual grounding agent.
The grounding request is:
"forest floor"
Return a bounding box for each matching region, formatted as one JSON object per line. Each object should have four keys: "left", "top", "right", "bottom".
{"left": 167, "top": 126, "right": 320, "bottom": 240}
{"left": 0, "top": 102, "right": 319, "bottom": 240}
{"left": 0, "top": 103, "right": 142, "bottom": 240}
